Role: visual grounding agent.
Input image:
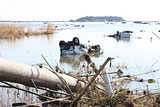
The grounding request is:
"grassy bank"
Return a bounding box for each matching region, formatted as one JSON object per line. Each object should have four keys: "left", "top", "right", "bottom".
{"left": 0, "top": 23, "right": 55, "bottom": 39}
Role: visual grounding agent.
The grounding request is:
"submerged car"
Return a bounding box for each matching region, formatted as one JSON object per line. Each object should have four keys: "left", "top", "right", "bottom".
{"left": 108, "top": 31, "right": 132, "bottom": 38}
{"left": 59, "top": 37, "right": 101, "bottom": 55}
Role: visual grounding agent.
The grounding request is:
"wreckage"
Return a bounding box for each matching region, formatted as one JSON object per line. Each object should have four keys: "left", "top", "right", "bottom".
{"left": 0, "top": 56, "right": 158, "bottom": 106}
{"left": 59, "top": 37, "right": 102, "bottom": 55}
{"left": 108, "top": 31, "right": 133, "bottom": 38}
{"left": 0, "top": 56, "right": 114, "bottom": 106}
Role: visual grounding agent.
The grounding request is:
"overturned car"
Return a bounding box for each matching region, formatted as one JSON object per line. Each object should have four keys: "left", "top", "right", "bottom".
{"left": 59, "top": 37, "right": 102, "bottom": 55}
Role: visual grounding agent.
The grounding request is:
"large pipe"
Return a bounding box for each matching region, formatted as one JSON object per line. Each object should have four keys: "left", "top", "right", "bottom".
{"left": 0, "top": 58, "right": 83, "bottom": 92}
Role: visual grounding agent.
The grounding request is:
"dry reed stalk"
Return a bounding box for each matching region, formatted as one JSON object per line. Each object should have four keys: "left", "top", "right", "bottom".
{"left": 41, "top": 55, "right": 75, "bottom": 100}
{"left": 45, "top": 23, "right": 54, "bottom": 34}
{"left": 25, "top": 27, "right": 32, "bottom": 36}
{"left": 2, "top": 81, "right": 55, "bottom": 100}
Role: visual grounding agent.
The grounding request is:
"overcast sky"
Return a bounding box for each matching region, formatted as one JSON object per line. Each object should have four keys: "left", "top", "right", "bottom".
{"left": 0, "top": 0, "right": 159, "bottom": 21}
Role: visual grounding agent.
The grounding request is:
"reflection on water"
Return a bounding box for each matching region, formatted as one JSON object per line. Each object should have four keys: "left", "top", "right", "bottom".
{"left": 115, "top": 37, "right": 130, "bottom": 42}
{"left": 59, "top": 52, "right": 102, "bottom": 68}
{"left": 0, "top": 83, "right": 39, "bottom": 106}
{"left": 60, "top": 55, "right": 84, "bottom": 68}
{"left": 60, "top": 55, "right": 84, "bottom": 63}
{"left": 89, "top": 52, "right": 102, "bottom": 57}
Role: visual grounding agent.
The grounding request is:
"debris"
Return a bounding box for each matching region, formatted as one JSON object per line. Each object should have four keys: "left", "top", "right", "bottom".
{"left": 12, "top": 103, "right": 27, "bottom": 107}
{"left": 122, "top": 30, "right": 133, "bottom": 33}
{"left": 140, "top": 30, "right": 145, "bottom": 32}
{"left": 101, "top": 68, "right": 113, "bottom": 96}
{"left": 136, "top": 78, "right": 144, "bottom": 82}
{"left": 116, "top": 64, "right": 127, "bottom": 69}
{"left": 74, "top": 25, "right": 80, "bottom": 27}
{"left": 142, "top": 22, "right": 149, "bottom": 24}
{"left": 134, "top": 21, "right": 142, "bottom": 24}
{"left": 135, "top": 37, "right": 142, "bottom": 39}
{"left": 83, "top": 52, "right": 92, "bottom": 64}
{"left": 156, "top": 95, "right": 160, "bottom": 104}
{"left": 88, "top": 45, "right": 101, "bottom": 53}
{"left": 108, "top": 31, "right": 131, "bottom": 38}
{"left": 152, "top": 32, "right": 160, "bottom": 39}
{"left": 117, "top": 69, "right": 124, "bottom": 77}
{"left": 71, "top": 57, "right": 112, "bottom": 106}
{"left": 59, "top": 37, "right": 102, "bottom": 55}
{"left": 147, "top": 79, "right": 155, "bottom": 83}
{"left": 121, "top": 21, "right": 126, "bottom": 24}
{"left": 1, "top": 56, "right": 160, "bottom": 106}
{"left": 150, "top": 37, "right": 153, "bottom": 42}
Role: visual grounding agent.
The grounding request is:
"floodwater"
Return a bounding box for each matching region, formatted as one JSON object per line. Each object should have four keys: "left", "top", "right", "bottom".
{"left": 0, "top": 21, "right": 160, "bottom": 106}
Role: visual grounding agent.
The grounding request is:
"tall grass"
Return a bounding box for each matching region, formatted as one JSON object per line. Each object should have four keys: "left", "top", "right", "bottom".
{"left": 0, "top": 24, "right": 25, "bottom": 39}
{"left": 0, "top": 24, "right": 55, "bottom": 39}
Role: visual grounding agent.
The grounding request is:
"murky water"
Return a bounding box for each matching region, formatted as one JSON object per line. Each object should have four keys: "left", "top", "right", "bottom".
{"left": 0, "top": 21, "right": 160, "bottom": 106}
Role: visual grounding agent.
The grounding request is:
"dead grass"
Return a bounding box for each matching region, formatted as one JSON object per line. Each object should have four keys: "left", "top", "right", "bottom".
{"left": 0, "top": 24, "right": 25, "bottom": 39}
{"left": 0, "top": 23, "right": 55, "bottom": 39}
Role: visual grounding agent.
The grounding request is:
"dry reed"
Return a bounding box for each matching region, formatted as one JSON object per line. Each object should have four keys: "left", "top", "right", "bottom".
{"left": 0, "top": 23, "right": 55, "bottom": 39}
{"left": 45, "top": 24, "right": 54, "bottom": 34}
{"left": 0, "top": 24, "right": 25, "bottom": 39}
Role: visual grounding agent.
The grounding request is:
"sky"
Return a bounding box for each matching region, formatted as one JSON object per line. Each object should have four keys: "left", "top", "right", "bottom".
{"left": 0, "top": 0, "right": 160, "bottom": 21}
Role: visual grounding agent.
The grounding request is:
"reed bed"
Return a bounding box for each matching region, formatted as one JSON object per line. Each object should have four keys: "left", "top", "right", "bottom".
{"left": 0, "top": 23, "right": 55, "bottom": 39}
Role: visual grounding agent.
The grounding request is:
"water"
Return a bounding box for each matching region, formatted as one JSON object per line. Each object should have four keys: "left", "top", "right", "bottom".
{"left": 1, "top": 22, "right": 160, "bottom": 71}
{"left": 0, "top": 21, "right": 160, "bottom": 105}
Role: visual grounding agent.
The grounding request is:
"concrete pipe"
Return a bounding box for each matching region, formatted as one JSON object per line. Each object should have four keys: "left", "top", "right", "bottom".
{"left": 0, "top": 58, "right": 84, "bottom": 92}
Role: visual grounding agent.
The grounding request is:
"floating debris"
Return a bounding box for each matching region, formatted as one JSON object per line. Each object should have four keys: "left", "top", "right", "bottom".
{"left": 121, "top": 21, "right": 126, "bottom": 24}
{"left": 74, "top": 25, "right": 80, "bottom": 27}
{"left": 136, "top": 78, "right": 144, "bottom": 82}
{"left": 135, "top": 37, "right": 142, "bottom": 39}
{"left": 134, "top": 21, "right": 142, "bottom": 24}
{"left": 147, "top": 79, "right": 155, "bottom": 83}
{"left": 108, "top": 31, "right": 131, "bottom": 38}
{"left": 122, "top": 30, "right": 133, "bottom": 33}
{"left": 142, "top": 22, "right": 149, "bottom": 24}
{"left": 140, "top": 30, "right": 145, "bottom": 32}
